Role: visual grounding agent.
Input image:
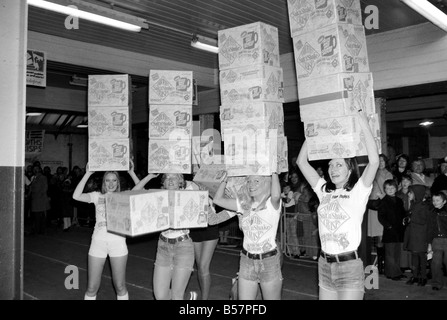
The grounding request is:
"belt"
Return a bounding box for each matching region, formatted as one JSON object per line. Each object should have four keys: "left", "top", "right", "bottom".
{"left": 241, "top": 248, "right": 278, "bottom": 260}
{"left": 159, "top": 234, "right": 190, "bottom": 244}
{"left": 320, "top": 250, "right": 359, "bottom": 263}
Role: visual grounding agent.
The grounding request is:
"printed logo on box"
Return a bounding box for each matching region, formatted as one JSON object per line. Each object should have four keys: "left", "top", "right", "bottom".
{"left": 353, "top": 80, "right": 368, "bottom": 109}
{"left": 329, "top": 120, "right": 343, "bottom": 135}
{"left": 152, "top": 77, "right": 175, "bottom": 100}
{"left": 220, "top": 36, "right": 242, "bottom": 65}
{"left": 297, "top": 42, "right": 320, "bottom": 73}
{"left": 150, "top": 144, "right": 170, "bottom": 169}
{"left": 151, "top": 112, "right": 174, "bottom": 136}
{"left": 290, "top": 0, "right": 313, "bottom": 28}
{"left": 332, "top": 143, "right": 346, "bottom": 157}
{"left": 345, "top": 34, "right": 362, "bottom": 57}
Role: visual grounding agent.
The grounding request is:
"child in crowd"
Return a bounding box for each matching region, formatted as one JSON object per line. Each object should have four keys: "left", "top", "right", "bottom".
{"left": 403, "top": 185, "right": 430, "bottom": 286}
{"left": 377, "top": 179, "right": 407, "bottom": 281}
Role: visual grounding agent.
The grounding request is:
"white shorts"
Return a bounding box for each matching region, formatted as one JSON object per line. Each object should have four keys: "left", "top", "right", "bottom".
{"left": 88, "top": 237, "right": 128, "bottom": 258}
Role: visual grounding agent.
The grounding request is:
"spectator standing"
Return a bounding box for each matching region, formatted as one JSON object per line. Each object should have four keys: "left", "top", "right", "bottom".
{"left": 403, "top": 185, "right": 430, "bottom": 286}
{"left": 411, "top": 159, "right": 434, "bottom": 188}
{"left": 377, "top": 179, "right": 407, "bottom": 281}
{"left": 431, "top": 156, "right": 447, "bottom": 195}
{"left": 392, "top": 154, "right": 411, "bottom": 187}
{"left": 427, "top": 191, "right": 447, "bottom": 291}
{"left": 29, "top": 165, "right": 49, "bottom": 235}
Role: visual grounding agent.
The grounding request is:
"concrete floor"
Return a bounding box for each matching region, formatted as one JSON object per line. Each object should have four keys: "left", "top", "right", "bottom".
{"left": 24, "top": 225, "right": 447, "bottom": 301}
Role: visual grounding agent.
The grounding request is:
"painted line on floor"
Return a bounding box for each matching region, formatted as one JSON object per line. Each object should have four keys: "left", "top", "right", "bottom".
{"left": 23, "top": 292, "right": 39, "bottom": 300}
{"left": 25, "top": 250, "right": 153, "bottom": 293}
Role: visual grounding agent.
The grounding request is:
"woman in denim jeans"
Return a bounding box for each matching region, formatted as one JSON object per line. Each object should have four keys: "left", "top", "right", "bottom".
{"left": 211, "top": 173, "right": 283, "bottom": 300}
{"left": 297, "top": 111, "right": 379, "bottom": 300}
{"left": 133, "top": 173, "right": 197, "bottom": 300}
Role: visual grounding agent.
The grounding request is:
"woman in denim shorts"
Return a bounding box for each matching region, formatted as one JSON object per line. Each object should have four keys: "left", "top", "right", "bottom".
{"left": 133, "top": 173, "right": 197, "bottom": 300}
{"left": 72, "top": 162, "right": 140, "bottom": 300}
{"left": 297, "top": 111, "right": 380, "bottom": 300}
{"left": 212, "top": 173, "right": 283, "bottom": 300}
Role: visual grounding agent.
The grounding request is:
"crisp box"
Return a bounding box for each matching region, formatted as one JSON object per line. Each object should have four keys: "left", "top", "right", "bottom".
{"left": 88, "top": 106, "right": 130, "bottom": 139}
{"left": 106, "top": 190, "right": 170, "bottom": 237}
{"left": 88, "top": 74, "right": 132, "bottom": 107}
{"left": 88, "top": 138, "right": 130, "bottom": 171}
{"left": 298, "top": 72, "right": 375, "bottom": 121}
{"left": 149, "top": 70, "right": 193, "bottom": 105}
{"left": 193, "top": 164, "right": 227, "bottom": 198}
{"left": 224, "top": 137, "right": 278, "bottom": 176}
{"left": 105, "top": 189, "right": 209, "bottom": 237}
{"left": 149, "top": 105, "right": 192, "bottom": 140}
{"left": 170, "top": 190, "right": 209, "bottom": 229}
{"left": 277, "top": 136, "right": 289, "bottom": 173}
{"left": 293, "top": 23, "right": 369, "bottom": 80}
{"left": 221, "top": 121, "right": 282, "bottom": 142}
{"left": 220, "top": 65, "right": 284, "bottom": 104}
{"left": 148, "top": 139, "right": 191, "bottom": 174}
{"left": 287, "top": 0, "right": 362, "bottom": 37}
{"left": 303, "top": 113, "right": 381, "bottom": 139}
{"left": 307, "top": 133, "right": 382, "bottom": 160}
{"left": 218, "top": 21, "right": 280, "bottom": 70}
{"left": 220, "top": 102, "right": 284, "bottom": 127}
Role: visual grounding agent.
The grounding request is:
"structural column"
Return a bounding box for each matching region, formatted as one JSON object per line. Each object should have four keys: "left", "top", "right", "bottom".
{"left": 0, "top": 0, "right": 28, "bottom": 299}
{"left": 375, "top": 97, "right": 387, "bottom": 156}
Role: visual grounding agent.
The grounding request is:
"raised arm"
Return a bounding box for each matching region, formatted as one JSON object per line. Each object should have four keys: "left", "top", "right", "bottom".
{"left": 270, "top": 173, "right": 281, "bottom": 210}
{"left": 296, "top": 140, "right": 321, "bottom": 189}
{"left": 133, "top": 173, "right": 159, "bottom": 191}
{"left": 72, "top": 164, "right": 94, "bottom": 203}
{"left": 127, "top": 159, "right": 140, "bottom": 186}
{"left": 357, "top": 111, "right": 380, "bottom": 187}
{"left": 213, "top": 174, "right": 238, "bottom": 212}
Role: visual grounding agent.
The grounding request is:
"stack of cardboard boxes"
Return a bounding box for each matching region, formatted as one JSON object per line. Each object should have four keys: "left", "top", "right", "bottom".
{"left": 87, "top": 74, "right": 132, "bottom": 171}
{"left": 287, "top": 0, "right": 381, "bottom": 160}
{"left": 217, "top": 21, "right": 289, "bottom": 176}
{"left": 148, "top": 70, "right": 194, "bottom": 173}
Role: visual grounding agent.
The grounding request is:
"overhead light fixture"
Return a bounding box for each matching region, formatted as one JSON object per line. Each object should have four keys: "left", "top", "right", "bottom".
{"left": 77, "top": 121, "right": 88, "bottom": 128}
{"left": 191, "top": 34, "right": 219, "bottom": 54}
{"left": 419, "top": 120, "right": 434, "bottom": 127}
{"left": 26, "top": 112, "right": 43, "bottom": 117}
{"left": 401, "top": 0, "right": 447, "bottom": 32}
{"left": 27, "top": 0, "right": 149, "bottom": 32}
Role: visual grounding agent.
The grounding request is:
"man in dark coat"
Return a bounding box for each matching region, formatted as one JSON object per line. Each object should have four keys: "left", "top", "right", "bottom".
{"left": 431, "top": 157, "right": 447, "bottom": 196}
{"left": 377, "top": 179, "right": 407, "bottom": 280}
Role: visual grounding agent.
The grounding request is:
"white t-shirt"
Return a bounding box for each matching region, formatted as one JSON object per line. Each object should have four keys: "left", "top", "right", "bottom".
{"left": 313, "top": 178, "right": 372, "bottom": 255}
{"left": 236, "top": 197, "right": 281, "bottom": 254}
{"left": 89, "top": 191, "right": 126, "bottom": 242}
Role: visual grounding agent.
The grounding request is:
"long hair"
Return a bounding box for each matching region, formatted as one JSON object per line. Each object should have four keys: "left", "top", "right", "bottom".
{"left": 101, "top": 171, "right": 121, "bottom": 194}
{"left": 324, "top": 158, "right": 359, "bottom": 192}
{"left": 239, "top": 176, "right": 272, "bottom": 213}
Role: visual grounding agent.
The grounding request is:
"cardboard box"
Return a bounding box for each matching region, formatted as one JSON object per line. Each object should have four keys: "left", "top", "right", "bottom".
{"left": 303, "top": 113, "right": 381, "bottom": 139}
{"left": 221, "top": 121, "right": 282, "bottom": 142}
{"left": 148, "top": 139, "right": 191, "bottom": 173}
{"left": 220, "top": 102, "right": 284, "bottom": 125}
{"left": 88, "top": 107, "right": 130, "bottom": 139}
{"left": 193, "top": 163, "right": 227, "bottom": 198}
{"left": 149, "top": 70, "right": 193, "bottom": 105}
{"left": 170, "top": 190, "right": 209, "bottom": 229}
{"left": 105, "top": 189, "right": 209, "bottom": 237}
{"left": 287, "top": 0, "right": 362, "bottom": 37}
{"left": 106, "top": 190, "right": 170, "bottom": 237}
{"left": 277, "top": 136, "right": 289, "bottom": 173}
{"left": 293, "top": 23, "right": 369, "bottom": 80}
{"left": 218, "top": 21, "right": 280, "bottom": 70}
{"left": 307, "top": 133, "right": 382, "bottom": 160}
{"left": 149, "top": 105, "right": 192, "bottom": 140}
{"left": 88, "top": 139, "right": 130, "bottom": 171}
{"left": 220, "top": 65, "right": 284, "bottom": 103}
{"left": 88, "top": 74, "right": 132, "bottom": 107}
{"left": 298, "top": 73, "right": 375, "bottom": 121}
{"left": 224, "top": 136, "right": 277, "bottom": 176}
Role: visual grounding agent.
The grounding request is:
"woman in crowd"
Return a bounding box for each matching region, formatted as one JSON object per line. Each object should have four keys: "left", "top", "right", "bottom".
{"left": 72, "top": 163, "right": 139, "bottom": 300}
{"left": 211, "top": 173, "right": 283, "bottom": 300}
{"left": 296, "top": 110, "right": 379, "bottom": 300}
{"left": 392, "top": 154, "right": 411, "bottom": 187}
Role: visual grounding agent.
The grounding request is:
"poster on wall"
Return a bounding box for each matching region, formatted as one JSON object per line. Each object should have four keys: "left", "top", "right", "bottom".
{"left": 25, "top": 130, "right": 45, "bottom": 156}
{"left": 26, "top": 49, "right": 46, "bottom": 87}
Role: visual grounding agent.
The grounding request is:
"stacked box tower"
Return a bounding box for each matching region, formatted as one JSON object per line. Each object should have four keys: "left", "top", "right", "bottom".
{"left": 287, "top": 0, "right": 381, "bottom": 160}
{"left": 148, "top": 70, "right": 193, "bottom": 174}
{"left": 87, "top": 74, "right": 132, "bottom": 171}
{"left": 218, "top": 21, "right": 288, "bottom": 176}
